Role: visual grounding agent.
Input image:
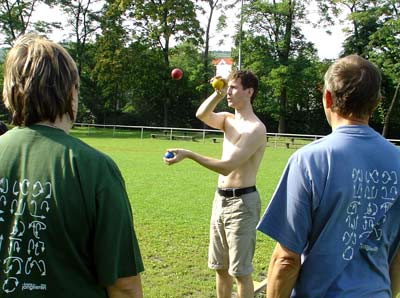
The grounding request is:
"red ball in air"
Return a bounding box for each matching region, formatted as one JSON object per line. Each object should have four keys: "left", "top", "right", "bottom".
{"left": 171, "top": 68, "right": 183, "bottom": 80}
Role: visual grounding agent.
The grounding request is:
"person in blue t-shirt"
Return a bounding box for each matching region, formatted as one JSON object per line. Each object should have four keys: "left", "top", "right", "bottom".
{"left": 257, "top": 54, "right": 400, "bottom": 298}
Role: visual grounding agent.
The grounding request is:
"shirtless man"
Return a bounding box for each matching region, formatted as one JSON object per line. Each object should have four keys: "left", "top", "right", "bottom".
{"left": 164, "top": 70, "right": 266, "bottom": 298}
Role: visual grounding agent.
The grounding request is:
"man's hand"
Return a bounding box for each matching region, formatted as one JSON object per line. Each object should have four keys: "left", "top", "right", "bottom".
{"left": 210, "top": 76, "right": 228, "bottom": 96}
{"left": 163, "top": 149, "right": 190, "bottom": 165}
{"left": 106, "top": 274, "right": 142, "bottom": 298}
{"left": 196, "top": 77, "right": 230, "bottom": 131}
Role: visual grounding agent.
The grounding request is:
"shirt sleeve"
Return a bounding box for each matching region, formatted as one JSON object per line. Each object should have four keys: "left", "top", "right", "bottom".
{"left": 93, "top": 158, "right": 144, "bottom": 286}
{"left": 257, "top": 154, "right": 312, "bottom": 254}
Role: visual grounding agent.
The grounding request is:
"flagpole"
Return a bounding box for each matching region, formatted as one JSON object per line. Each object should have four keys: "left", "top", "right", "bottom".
{"left": 238, "top": 0, "right": 244, "bottom": 70}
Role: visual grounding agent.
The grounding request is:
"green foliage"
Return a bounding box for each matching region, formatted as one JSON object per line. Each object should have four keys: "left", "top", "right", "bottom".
{"left": 369, "top": 19, "right": 400, "bottom": 81}
{"left": 129, "top": 0, "right": 203, "bottom": 57}
{"left": 0, "top": 0, "right": 399, "bottom": 137}
{"left": 71, "top": 41, "right": 105, "bottom": 124}
{"left": 57, "top": 0, "right": 101, "bottom": 74}
{"left": 285, "top": 58, "right": 329, "bottom": 134}
{"left": 0, "top": 0, "right": 59, "bottom": 45}
{"left": 0, "top": 61, "right": 8, "bottom": 121}
{"left": 315, "top": 0, "right": 400, "bottom": 137}
{"left": 169, "top": 42, "right": 208, "bottom": 127}
{"left": 236, "top": 0, "right": 325, "bottom": 133}
{"left": 240, "top": 0, "right": 317, "bottom": 133}
{"left": 367, "top": 2, "right": 400, "bottom": 136}
{"left": 121, "top": 0, "right": 204, "bottom": 126}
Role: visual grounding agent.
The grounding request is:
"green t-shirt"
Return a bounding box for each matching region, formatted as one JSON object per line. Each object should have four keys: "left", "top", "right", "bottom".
{"left": 0, "top": 125, "right": 144, "bottom": 297}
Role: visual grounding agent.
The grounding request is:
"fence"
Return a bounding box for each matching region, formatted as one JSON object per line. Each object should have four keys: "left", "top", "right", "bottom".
{"left": 73, "top": 123, "right": 400, "bottom": 149}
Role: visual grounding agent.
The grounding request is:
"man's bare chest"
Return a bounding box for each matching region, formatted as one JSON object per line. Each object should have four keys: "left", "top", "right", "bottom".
{"left": 224, "top": 122, "right": 253, "bottom": 145}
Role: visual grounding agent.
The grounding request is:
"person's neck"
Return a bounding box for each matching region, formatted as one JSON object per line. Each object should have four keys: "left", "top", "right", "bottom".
{"left": 36, "top": 115, "right": 72, "bottom": 134}
{"left": 234, "top": 102, "right": 254, "bottom": 120}
{"left": 331, "top": 113, "right": 369, "bottom": 130}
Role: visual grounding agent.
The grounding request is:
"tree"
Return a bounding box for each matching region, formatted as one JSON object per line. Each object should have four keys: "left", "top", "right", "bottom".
{"left": 367, "top": 2, "right": 400, "bottom": 137}
{"left": 316, "top": 0, "right": 400, "bottom": 138}
{"left": 381, "top": 82, "right": 400, "bottom": 138}
{"left": 242, "top": 0, "right": 314, "bottom": 133}
{"left": 128, "top": 0, "right": 203, "bottom": 126}
{"left": 0, "top": 0, "right": 60, "bottom": 45}
{"left": 57, "top": 0, "right": 102, "bottom": 75}
{"left": 89, "top": 0, "right": 129, "bottom": 124}
{"left": 169, "top": 42, "right": 206, "bottom": 127}
{"left": 316, "top": 0, "right": 381, "bottom": 56}
{"left": 196, "top": 0, "right": 237, "bottom": 95}
{"left": 197, "top": 0, "right": 222, "bottom": 99}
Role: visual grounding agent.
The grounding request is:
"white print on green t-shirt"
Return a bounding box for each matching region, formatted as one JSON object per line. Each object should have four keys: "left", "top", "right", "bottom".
{"left": 22, "top": 282, "right": 47, "bottom": 291}
{"left": 0, "top": 177, "right": 51, "bottom": 294}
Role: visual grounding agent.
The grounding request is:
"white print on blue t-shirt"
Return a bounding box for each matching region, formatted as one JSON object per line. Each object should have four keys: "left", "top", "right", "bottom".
{"left": 342, "top": 168, "right": 398, "bottom": 260}
{"left": 0, "top": 177, "right": 51, "bottom": 294}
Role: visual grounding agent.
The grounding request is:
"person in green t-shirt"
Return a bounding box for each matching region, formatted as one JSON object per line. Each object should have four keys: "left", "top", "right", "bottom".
{"left": 0, "top": 33, "right": 144, "bottom": 298}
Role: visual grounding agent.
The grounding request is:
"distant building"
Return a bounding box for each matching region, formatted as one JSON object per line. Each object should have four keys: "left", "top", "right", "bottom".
{"left": 212, "top": 57, "right": 233, "bottom": 79}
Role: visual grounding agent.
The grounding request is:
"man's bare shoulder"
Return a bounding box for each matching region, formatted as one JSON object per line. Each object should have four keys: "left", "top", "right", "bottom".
{"left": 255, "top": 119, "right": 267, "bottom": 133}
{"left": 247, "top": 119, "right": 267, "bottom": 148}
{"left": 249, "top": 117, "right": 267, "bottom": 136}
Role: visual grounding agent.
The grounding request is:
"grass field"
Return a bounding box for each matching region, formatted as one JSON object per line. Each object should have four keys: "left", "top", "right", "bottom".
{"left": 71, "top": 128, "right": 295, "bottom": 297}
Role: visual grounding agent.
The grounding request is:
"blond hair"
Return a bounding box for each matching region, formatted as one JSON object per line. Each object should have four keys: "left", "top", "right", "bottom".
{"left": 2, "top": 33, "right": 79, "bottom": 126}
{"left": 324, "top": 54, "right": 381, "bottom": 118}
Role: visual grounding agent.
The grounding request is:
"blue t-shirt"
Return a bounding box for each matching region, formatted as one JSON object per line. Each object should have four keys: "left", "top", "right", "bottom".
{"left": 257, "top": 125, "right": 400, "bottom": 298}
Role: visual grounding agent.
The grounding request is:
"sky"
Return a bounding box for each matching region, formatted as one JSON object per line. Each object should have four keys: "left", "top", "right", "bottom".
{"left": 34, "top": 2, "right": 347, "bottom": 60}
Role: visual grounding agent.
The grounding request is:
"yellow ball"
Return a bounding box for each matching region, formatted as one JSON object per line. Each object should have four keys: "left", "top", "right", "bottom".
{"left": 211, "top": 78, "right": 224, "bottom": 90}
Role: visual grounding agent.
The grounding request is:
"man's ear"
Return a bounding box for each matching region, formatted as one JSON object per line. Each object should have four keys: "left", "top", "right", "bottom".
{"left": 324, "top": 89, "right": 333, "bottom": 109}
{"left": 367, "top": 96, "right": 381, "bottom": 116}
{"left": 247, "top": 87, "right": 254, "bottom": 99}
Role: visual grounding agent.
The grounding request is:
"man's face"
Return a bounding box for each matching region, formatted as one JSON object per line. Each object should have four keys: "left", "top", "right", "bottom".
{"left": 226, "top": 78, "right": 251, "bottom": 108}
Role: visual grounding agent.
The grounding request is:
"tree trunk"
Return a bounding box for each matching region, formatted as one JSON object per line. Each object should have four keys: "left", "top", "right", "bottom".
{"left": 163, "top": 101, "right": 169, "bottom": 127}
{"left": 162, "top": 33, "right": 170, "bottom": 127}
{"left": 382, "top": 82, "right": 400, "bottom": 138}
{"left": 277, "top": 0, "right": 294, "bottom": 133}
{"left": 278, "top": 86, "right": 287, "bottom": 133}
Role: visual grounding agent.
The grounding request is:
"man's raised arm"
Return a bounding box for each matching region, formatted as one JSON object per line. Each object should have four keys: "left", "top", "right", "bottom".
{"left": 196, "top": 84, "right": 229, "bottom": 131}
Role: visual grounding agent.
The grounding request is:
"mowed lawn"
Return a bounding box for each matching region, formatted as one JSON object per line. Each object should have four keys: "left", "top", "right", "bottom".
{"left": 73, "top": 130, "right": 295, "bottom": 297}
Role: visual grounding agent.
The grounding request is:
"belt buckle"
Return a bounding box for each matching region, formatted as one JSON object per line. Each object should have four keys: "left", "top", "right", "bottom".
{"left": 232, "top": 188, "right": 236, "bottom": 197}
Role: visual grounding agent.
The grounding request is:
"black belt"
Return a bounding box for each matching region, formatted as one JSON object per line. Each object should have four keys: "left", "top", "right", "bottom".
{"left": 217, "top": 186, "right": 257, "bottom": 197}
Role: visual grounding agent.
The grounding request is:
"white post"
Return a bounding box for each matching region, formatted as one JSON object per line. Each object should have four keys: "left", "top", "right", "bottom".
{"left": 238, "top": 0, "right": 244, "bottom": 70}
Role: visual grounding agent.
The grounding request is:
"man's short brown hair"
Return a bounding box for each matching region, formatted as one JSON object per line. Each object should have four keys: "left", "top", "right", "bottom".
{"left": 2, "top": 33, "right": 79, "bottom": 126}
{"left": 324, "top": 54, "right": 381, "bottom": 118}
